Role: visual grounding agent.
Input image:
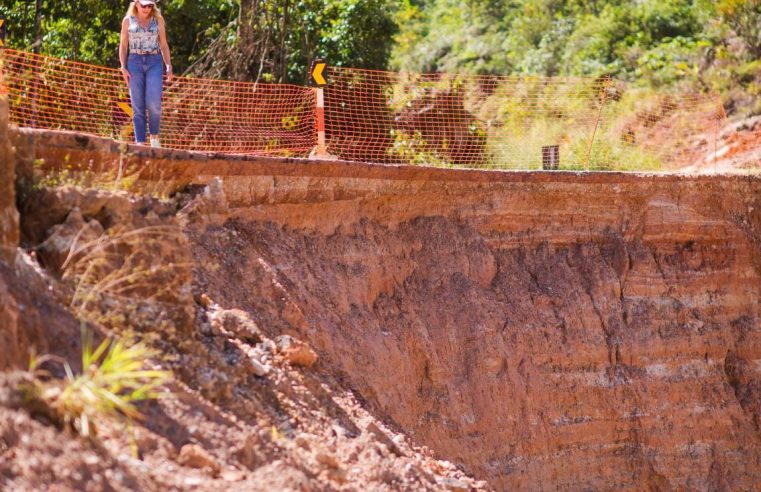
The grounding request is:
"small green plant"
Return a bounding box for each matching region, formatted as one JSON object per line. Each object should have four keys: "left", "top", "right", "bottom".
{"left": 28, "top": 328, "right": 171, "bottom": 438}
{"left": 387, "top": 129, "right": 451, "bottom": 166}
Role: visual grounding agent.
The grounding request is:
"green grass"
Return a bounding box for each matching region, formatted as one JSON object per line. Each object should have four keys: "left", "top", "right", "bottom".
{"left": 29, "top": 328, "right": 171, "bottom": 437}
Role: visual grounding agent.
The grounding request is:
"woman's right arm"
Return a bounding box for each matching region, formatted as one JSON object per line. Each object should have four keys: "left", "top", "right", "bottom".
{"left": 119, "top": 18, "right": 130, "bottom": 86}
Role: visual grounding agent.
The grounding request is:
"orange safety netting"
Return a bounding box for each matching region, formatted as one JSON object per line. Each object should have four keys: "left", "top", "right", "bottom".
{"left": 1, "top": 49, "right": 727, "bottom": 170}
{"left": 1, "top": 49, "right": 316, "bottom": 156}
{"left": 323, "top": 67, "right": 727, "bottom": 170}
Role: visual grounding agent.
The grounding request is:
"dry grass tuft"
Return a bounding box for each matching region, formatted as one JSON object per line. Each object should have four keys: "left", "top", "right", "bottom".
{"left": 28, "top": 328, "right": 171, "bottom": 438}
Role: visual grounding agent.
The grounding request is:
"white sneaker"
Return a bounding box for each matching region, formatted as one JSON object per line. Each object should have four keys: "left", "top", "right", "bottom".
{"left": 150, "top": 137, "right": 161, "bottom": 148}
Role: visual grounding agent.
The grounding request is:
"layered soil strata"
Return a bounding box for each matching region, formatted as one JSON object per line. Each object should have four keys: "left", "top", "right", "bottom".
{"left": 0, "top": 98, "right": 19, "bottom": 262}
{"left": 20, "top": 130, "right": 761, "bottom": 489}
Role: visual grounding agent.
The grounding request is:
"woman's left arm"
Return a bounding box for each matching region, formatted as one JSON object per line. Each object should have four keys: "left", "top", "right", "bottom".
{"left": 158, "top": 17, "right": 173, "bottom": 82}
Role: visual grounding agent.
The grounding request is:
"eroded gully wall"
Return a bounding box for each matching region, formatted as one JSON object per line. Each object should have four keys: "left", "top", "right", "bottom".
{"left": 22, "top": 130, "right": 761, "bottom": 490}
{"left": 0, "top": 97, "right": 19, "bottom": 261}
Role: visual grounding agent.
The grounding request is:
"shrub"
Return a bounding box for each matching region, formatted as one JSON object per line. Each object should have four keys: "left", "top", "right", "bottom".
{"left": 28, "top": 328, "right": 171, "bottom": 438}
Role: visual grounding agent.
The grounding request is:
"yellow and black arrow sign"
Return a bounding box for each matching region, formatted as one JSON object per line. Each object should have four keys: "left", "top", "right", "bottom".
{"left": 309, "top": 59, "right": 327, "bottom": 87}
{"left": 0, "top": 17, "right": 6, "bottom": 48}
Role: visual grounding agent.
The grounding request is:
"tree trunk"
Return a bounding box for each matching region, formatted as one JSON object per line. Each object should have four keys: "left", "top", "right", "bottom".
{"left": 32, "top": 0, "right": 43, "bottom": 53}
{"left": 235, "top": 0, "right": 260, "bottom": 80}
{"left": 279, "top": 0, "right": 290, "bottom": 83}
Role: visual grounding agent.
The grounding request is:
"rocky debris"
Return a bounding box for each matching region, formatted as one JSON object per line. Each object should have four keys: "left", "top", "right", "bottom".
{"left": 19, "top": 187, "right": 135, "bottom": 246}
{"left": 366, "top": 422, "right": 404, "bottom": 457}
{"left": 18, "top": 186, "right": 196, "bottom": 338}
{"left": 0, "top": 406, "right": 142, "bottom": 490}
{"left": 436, "top": 476, "right": 471, "bottom": 492}
{"left": 203, "top": 178, "right": 227, "bottom": 212}
{"left": 315, "top": 451, "right": 340, "bottom": 469}
{"left": 275, "top": 335, "right": 318, "bottom": 368}
{"left": 35, "top": 207, "right": 104, "bottom": 275}
{"left": 0, "top": 372, "right": 27, "bottom": 408}
{"left": 197, "top": 293, "right": 214, "bottom": 308}
{"left": 2, "top": 138, "right": 496, "bottom": 492}
{"left": 195, "top": 367, "right": 233, "bottom": 401}
{"left": 246, "top": 461, "right": 312, "bottom": 491}
{"left": 0, "top": 256, "right": 84, "bottom": 372}
{"left": 220, "top": 467, "right": 246, "bottom": 482}
{"left": 211, "top": 308, "right": 263, "bottom": 344}
{"left": 177, "top": 178, "right": 228, "bottom": 222}
{"left": 249, "top": 356, "right": 271, "bottom": 377}
{"left": 177, "top": 444, "right": 221, "bottom": 476}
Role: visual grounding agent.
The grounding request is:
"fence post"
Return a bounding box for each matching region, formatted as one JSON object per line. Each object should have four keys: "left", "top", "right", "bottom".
{"left": 309, "top": 86, "right": 330, "bottom": 157}
{"left": 542, "top": 145, "right": 560, "bottom": 170}
{"left": 308, "top": 59, "right": 335, "bottom": 159}
{"left": 585, "top": 76, "right": 611, "bottom": 170}
{"left": 714, "top": 98, "right": 726, "bottom": 174}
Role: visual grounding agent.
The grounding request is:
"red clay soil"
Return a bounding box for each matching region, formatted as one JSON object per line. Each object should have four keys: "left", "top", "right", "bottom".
{"left": 3, "top": 125, "right": 761, "bottom": 491}
{"left": 185, "top": 171, "right": 761, "bottom": 491}
{"left": 681, "top": 115, "right": 761, "bottom": 174}
{"left": 1, "top": 187, "right": 487, "bottom": 492}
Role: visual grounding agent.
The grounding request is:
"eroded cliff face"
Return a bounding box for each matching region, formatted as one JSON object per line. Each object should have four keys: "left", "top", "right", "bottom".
{"left": 185, "top": 168, "right": 761, "bottom": 491}
{"left": 20, "top": 131, "right": 761, "bottom": 489}
{"left": 0, "top": 97, "right": 18, "bottom": 262}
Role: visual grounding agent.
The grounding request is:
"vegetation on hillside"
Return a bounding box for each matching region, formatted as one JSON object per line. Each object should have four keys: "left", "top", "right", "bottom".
{"left": 392, "top": 0, "right": 761, "bottom": 115}
{"left": 0, "top": 0, "right": 397, "bottom": 83}
{"left": 1, "top": 0, "right": 759, "bottom": 171}
{"left": 1, "top": 0, "right": 758, "bottom": 113}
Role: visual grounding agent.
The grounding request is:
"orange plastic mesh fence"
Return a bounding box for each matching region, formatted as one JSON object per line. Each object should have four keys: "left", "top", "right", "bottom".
{"left": 1, "top": 49, "right": 316, "bottom": 156}
{"left": 595, "top": 91, "right": 726, "bottom": 171}
{"left": 323, "top": 66, "right": 727, "bottom": 170}
{"left": 1, "top": 49, "right": 726, "bottom": 170}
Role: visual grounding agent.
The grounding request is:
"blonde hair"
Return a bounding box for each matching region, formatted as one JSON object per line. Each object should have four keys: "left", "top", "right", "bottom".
{"left": 125, "top": 1, "right": 164, "bottom": 20}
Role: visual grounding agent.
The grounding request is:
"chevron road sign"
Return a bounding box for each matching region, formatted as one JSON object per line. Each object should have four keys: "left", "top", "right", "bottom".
{"left": 0, "top": 17, "right": 6, "bottom": 48}
{"left": 310, "top": 59, "right": 327, "bottom": 87}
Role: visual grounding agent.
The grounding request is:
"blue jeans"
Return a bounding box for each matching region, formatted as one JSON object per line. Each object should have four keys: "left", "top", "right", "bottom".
{"left": 127, "top": 53, "right": 163, "bottom": 143}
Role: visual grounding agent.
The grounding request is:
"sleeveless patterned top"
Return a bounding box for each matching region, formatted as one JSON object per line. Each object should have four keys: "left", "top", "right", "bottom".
{"left": 128, "top": 16, "right": 159, "bottom": 53}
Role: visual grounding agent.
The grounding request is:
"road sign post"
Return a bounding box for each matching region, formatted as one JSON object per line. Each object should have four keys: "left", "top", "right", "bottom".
{"left": 542, "top": 145, "right": 560, "bottom": 170}
{"left": 308, "top": 59, "right": 335, "bottom": 159}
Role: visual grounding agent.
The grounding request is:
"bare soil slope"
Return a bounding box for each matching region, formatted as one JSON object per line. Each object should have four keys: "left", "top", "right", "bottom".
{"left": 0, "top": 116, "right": 487, "bottom": 490}
{"left": 3, "top": 124, "right": 761, "bottom": 491}
{"left": 185, "top": 168, "right": 761, "bottom": 490}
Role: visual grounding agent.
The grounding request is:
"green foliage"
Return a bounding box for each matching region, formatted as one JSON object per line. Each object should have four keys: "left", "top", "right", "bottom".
{"left": 716, "top": 0, "right": 761, "bottom": 58}
{"left": 635, "top": 36, "right": 711, "bottom": 88}
{"left": 0, "top": 0, "right": 397, "bottom": 81}
{"left": 388, "top": 129, "right": 451, "bottom": 166}
{"left": 162, "top": 0, "right": 238, "bottom": 72}
{"left": 392, "top": 0, "right": 713, "bottom": 83}
{"left": 2, "top": 0, "right": 753, "bottom": 102}
{"left": 389, "top": 0, "right": 761, "bottom": 119}
{"left": 28, "top": 328, "right": 171, "bottom": 438}
{"left": 255, "top": 0, "right": 399, "bottom": 82}
{"left": 319, "top": 0, "right": 398, "bottom": 69}
{"left": 0, "top": 0, "right": 237, "bottom": 72}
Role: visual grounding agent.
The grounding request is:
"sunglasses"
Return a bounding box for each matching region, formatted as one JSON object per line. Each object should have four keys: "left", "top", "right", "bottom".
{"left": 138, "top": 3, "right": 154, "bottom": 8}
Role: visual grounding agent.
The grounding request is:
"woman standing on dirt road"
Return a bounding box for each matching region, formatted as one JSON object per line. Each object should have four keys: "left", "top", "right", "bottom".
{"left": 119, "top": 0, "right": 173, "bottom": 148}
